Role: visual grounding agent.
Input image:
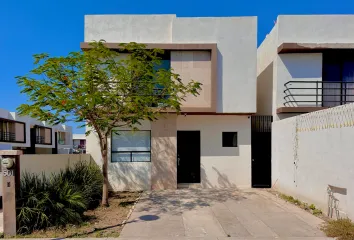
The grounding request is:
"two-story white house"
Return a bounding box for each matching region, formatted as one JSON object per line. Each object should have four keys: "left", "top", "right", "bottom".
{"left": 85, "top": 14, "right": 258, "bottom": 191}
{"left": 257, "top": 15, "right": 354, "bottom": 121}
{"left": 0, "top": 108, "right": 73, "bottom": 154}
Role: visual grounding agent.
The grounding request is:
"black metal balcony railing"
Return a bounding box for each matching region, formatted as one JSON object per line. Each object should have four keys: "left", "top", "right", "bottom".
{"left": 284, "top": 81, "right": 354, "bottom": 107}
{"left": 0, "top": 132, "right": 16, "bottom": 142}
{"left": 36, "top": 136, "right": 45, "bottom": 144}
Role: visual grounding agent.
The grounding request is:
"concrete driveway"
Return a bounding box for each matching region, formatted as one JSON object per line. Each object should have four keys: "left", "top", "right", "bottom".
{"left": 120, "top": 188, "right": 330, "bottom": 240}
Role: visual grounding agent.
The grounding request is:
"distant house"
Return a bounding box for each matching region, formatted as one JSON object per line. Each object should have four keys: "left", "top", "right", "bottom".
{"left": 0, "top": 108, "right": 73, "bottom": 154}
{"left": 257, "top": 15, "right": 354, "bottom": 121}
{"left": 73, "top": 134, "right": 86, "bottom": 153}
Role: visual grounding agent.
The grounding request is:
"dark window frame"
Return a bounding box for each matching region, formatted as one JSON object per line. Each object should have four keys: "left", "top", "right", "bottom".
{"left": 34, "top": 126, "right": 53, "bottom": 145}
{"left": 111, "top": 130, "right": 151, "bottom": 162}
{"left": 0, "top": 118, "right": 26, "bottom": 144}
{"left": 322, "top": 50, "right": 354, "bottom": 106}
{"left": 222, "top": 132, "right": 238, "bottom": 147}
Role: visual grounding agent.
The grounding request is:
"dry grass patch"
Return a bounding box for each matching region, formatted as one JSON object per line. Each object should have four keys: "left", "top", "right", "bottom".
{"left": 321, "top": 218, "right": 354, "bottom": 240}
{"left": 20, "top": 191, "right": 140, "bottom": 238}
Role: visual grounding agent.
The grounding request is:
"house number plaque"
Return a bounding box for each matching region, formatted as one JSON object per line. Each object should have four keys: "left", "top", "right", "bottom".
{"left": 3, "top": 169, "right": 14, "bottom": 177}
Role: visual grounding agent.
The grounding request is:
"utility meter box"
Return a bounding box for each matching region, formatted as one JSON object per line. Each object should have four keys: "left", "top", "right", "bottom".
{"left": 2, "top": 158, "right": 15, "bottom": 169}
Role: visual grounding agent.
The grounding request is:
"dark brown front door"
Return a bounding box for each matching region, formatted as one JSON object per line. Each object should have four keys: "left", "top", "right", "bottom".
{"left": 177, "top": 131, "right": 201, "bottom": 183}
{"left": 251, "top": 116, "right": 272, "bottom": 188}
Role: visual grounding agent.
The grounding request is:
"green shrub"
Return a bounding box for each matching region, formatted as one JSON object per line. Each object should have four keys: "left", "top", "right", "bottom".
{"left": 309, "top": 204, "right": 316, "bottom": 210}
{"left": 16, "top": 161, "right": 103, "bottom": 234}
{"left": 58, "top": 161, "right": 103, "bottom": 209}
{"left": 278, "top": 193, "right": 323, "bottom": 216}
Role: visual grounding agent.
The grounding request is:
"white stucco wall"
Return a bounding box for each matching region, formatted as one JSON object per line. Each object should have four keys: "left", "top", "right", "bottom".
{"left": 73, "top": 134, "right": 86, "bottom": 140}
{"left": 177, "top": 115, "right": 251, "bottom": 188}
{"left": 84, "top": 15, "right": 174, "bottom": 43}
{"left": 257, "top": 24, "right": 278, "bottom": 76}
{"left": 20, "top": 154, "right": 92, "bottom": 175}
{"left": 277, "top": 15, "right": 354, "bottom": 44}
{"left": 272, "top": 105, "right": 354, "bottom": 220}
{"left": 84, "top": 14, "right": 257, "bottom": 114}
{"left": 257, "top": 63, "right": 273, "bottom": 115}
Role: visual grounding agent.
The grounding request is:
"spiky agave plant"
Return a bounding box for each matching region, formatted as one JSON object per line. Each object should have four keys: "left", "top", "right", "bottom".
{"left": 17, "top": 173, "right": 51, "bottom": 233}
{"left": 60, "top": 161, "right": 103, "bottom": 209}
{"left": 16, "top": 162, "right": 99, "bottom": 234}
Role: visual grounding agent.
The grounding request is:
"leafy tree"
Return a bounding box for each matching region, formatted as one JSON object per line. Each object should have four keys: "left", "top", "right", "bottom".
{"left": 16, "top": 41, "right": 201, "bottom": 206}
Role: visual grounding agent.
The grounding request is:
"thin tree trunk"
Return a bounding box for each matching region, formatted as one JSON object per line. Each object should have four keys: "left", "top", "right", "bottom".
{"left": 101, "top": 138, "right": 109, "bottom": 207}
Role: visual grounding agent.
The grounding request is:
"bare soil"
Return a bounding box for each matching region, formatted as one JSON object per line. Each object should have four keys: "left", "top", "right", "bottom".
{"left": 21, "top": 191, "right": 141, "bottom": 238}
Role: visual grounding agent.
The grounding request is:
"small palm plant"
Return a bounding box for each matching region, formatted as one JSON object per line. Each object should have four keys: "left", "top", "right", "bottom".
{"left": 16, "top": 161, "right": 103, "bottom": 234}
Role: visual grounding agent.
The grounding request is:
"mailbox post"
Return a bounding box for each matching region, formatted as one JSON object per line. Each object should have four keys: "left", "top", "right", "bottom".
{"left": 0, "top": 150, "right": 22, "bottom": 237}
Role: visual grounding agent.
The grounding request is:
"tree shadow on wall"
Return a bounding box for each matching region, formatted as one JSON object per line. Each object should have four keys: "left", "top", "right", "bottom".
{"left": 150, "top": 135, "right": 177, "bottom": 190}
{"left": 108, "top": 163, "right": 151, "bottom": 191}
{"left": 200, "top": 164, "right": 238, "bottom": 189}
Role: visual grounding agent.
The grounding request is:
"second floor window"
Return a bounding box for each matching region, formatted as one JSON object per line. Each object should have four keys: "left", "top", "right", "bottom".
{"left": 323, "top": 51, "right": 354, "bottom": 107}
{"left": 35, "top": 127, "right": 52, "bottom": 145}
{"left": 0, "top": 119, "right": 25, "bottom": 143}
{"left": 58, "top": 132, "right": 66, "bottom": 145}
{"left": 151, "top": 59, "right": 171, "bottom": 107}
{"left": 0, "top": 120, "right": 15, "bottom": 142}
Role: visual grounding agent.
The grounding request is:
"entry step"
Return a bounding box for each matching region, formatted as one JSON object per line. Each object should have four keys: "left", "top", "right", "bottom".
{"left": 177, "top": 183, "right": 202, "bottom": 189}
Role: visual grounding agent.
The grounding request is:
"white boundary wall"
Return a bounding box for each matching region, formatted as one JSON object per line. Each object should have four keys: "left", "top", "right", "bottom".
{"left": 272, "top": 103, "right": 354, "bottom": 220}
{"left": 0, "top": 154, "right": 92, "bottom": 197}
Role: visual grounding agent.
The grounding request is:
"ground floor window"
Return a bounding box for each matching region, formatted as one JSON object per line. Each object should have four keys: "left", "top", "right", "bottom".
{"left": 222, "top": 132, "right": 238, "bottom": 147}
{"left": 111, "top": 130, "right": 151, "bottom": 162}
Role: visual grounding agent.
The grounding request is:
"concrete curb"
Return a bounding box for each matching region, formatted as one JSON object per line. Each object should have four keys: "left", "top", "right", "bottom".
{"left": 120, "top": 191, "right": 143, "bottom": 228}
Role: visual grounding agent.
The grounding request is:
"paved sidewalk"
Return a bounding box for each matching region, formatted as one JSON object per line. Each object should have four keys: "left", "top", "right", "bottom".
{"left": 120, "top": 188, "right": 331, "bottom": 239}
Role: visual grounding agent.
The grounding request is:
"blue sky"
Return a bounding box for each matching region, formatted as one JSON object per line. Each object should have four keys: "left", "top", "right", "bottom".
{"left": 1, "top": 0, "right": 354, "bottom": 133}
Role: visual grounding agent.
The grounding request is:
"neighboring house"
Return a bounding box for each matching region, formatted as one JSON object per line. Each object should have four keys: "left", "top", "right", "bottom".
{"left": 73, "top": 134, "right": 86, "bottom": 153}
{"left": 54, "top": 125, "right": 73, "bottom": 154}
{"left": 0, "top": 108, "right": 72, "bottom": 154}
{"left": 257, "top": 15, "right": 354, "bottom": 121}
{"left": 85, "top": 14, "right": 257, "bottom": 191}
{"left": 257, "top": 15, "right": 354, "bottom": 220}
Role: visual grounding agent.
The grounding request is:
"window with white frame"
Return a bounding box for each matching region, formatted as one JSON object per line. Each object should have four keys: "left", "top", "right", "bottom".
{"left": 111, "top": 130, "right": 151, "bottom": 162}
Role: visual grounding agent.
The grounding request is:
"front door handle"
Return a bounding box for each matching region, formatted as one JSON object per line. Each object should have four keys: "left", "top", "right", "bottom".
{"left": 177, "top": 158, "right": 180, "bottom": 166}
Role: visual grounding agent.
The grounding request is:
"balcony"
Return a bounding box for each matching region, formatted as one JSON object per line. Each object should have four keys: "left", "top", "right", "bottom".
{"left": 0, "top": 131, "right": 16, "bottom": 142}
{"left": 279, "top": 81, "right": 354, "bottom": 113}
